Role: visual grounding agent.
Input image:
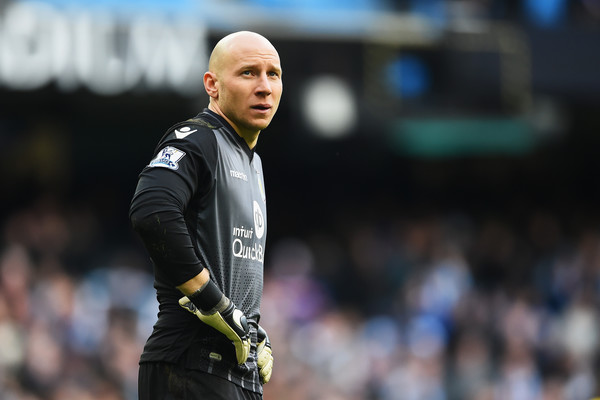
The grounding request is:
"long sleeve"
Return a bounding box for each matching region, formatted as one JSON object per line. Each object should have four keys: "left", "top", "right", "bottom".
{"left": 129, "top": 168, "right": 205, "bottom": 287}
{"left": 129, "top": 120, "right": 218, "bottom": 288}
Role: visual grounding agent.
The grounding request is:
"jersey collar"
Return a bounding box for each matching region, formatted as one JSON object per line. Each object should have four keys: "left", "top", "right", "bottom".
{"left": 201, "top": 109, "right": 256, "bottom": 160}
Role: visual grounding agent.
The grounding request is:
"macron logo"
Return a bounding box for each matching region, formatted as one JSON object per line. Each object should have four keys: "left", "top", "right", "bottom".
{"left": 230, "top": 170, "right": 248, "bottom": 181}
{"left": 174, "top": 126, "right": 197, "bottom": 139}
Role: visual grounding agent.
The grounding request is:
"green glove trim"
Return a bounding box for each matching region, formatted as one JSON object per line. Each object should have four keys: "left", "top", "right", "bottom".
{"left": 179, "top": 290, "right": 251, "bottom": 365}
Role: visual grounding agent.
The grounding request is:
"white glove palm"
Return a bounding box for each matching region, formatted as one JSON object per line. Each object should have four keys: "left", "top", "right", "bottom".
{"left": 257, "top": 325, "right": 273, "bottom": 383}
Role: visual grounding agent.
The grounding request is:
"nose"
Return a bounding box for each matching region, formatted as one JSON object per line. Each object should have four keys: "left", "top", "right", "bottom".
{"left": 256, "top": 73, "right": 272, "bottom": 96}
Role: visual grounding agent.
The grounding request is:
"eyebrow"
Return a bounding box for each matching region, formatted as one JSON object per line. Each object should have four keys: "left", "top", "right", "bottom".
{"left": 238, "top": 62, "right": 282, "bottom": 73}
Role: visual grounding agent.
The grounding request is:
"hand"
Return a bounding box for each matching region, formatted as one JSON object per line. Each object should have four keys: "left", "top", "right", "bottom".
{"left": 256, "top": 325, "right": 273, "bottom": 383}
{"left": 179, "top": 295, "right": 251, "bottom": 364}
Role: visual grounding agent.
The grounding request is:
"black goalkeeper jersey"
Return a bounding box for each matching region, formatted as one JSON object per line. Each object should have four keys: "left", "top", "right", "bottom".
{"left": 129, "top": 109, "right": 267, "bottom": 393}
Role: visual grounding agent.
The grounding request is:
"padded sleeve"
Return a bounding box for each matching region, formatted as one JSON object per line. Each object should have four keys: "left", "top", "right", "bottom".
{"left": 129, "top": 124, "right": 218, "bottom": 287}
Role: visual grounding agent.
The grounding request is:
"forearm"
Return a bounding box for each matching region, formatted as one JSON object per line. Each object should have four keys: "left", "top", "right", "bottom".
{"left": 176, "top": 268, "right": 210, "bottom": 296}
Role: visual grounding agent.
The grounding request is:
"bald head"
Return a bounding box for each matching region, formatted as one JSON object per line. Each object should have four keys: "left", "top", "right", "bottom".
{"left": 208, "top": 31, "right": 279, "bottom": 77}
{"left": 203, "top": 31, "right": 283, "bottom": 148}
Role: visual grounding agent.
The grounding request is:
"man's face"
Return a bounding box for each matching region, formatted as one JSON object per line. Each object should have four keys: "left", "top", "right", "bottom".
{"left": 213, "top": 39, "right": 282, "bottom": 138}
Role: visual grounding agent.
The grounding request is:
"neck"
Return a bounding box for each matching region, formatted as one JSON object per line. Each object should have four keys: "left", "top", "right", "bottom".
{"left": 208, "top": 103, "right": 259, "bottom": 149}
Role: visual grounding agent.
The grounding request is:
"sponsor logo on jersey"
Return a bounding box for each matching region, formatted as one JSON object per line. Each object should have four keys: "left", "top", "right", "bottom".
{"left": 230, "top": 169, "right": 248, "bottom": 181}
{"left": 149, "top": 146, "right": 186, "bottom": 170}
{"left": 232, "top": 240, "right": 264, "bottom": 264}
{"left": 232, "top": 226, "right": 253, "bottom": 238}
{"left": 232, "top": 223, "right": 263, "bottom": 264}
{"left": 174, "top": 126, "right": 197, "bottom": 139}
{"left": 231, "top": 203, "right": 264, "bottom": 265}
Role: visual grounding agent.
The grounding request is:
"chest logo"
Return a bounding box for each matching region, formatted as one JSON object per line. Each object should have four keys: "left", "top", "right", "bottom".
{"left": 253, "top": 201, "right": 265, "bottom": 239}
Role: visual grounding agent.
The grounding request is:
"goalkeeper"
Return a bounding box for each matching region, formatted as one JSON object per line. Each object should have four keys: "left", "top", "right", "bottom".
{"left": 129, "top": 31, "right": 280, "bottom": 399}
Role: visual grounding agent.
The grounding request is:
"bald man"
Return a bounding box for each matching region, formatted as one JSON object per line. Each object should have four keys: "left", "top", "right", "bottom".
{"left": 130, "top": 31, "right": 281, "bottom": 399}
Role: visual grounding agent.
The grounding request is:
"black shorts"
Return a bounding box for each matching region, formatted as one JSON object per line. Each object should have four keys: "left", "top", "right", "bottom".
{"left": 138, "top": 362, "right": 262, "bottom": 400}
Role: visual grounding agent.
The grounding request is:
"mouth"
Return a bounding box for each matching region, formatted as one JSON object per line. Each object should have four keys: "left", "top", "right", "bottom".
{"left": 251, "top": 104, "right": 271, "bottom": 111}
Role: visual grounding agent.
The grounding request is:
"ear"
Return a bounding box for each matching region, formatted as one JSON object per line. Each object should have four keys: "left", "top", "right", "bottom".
{"left": 204, "top": 71, "right": 219, "bottom": 99}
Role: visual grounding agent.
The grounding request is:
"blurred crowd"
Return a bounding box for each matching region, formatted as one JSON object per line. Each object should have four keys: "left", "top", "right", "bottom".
{"left": 0, "top": 196, "right": 155, "bottom": 400}
{"left": 1, "top": 193, "right": 600, "bottom": 400}
{"left": 0, "top": 0, "right": 599, "bottom": 398}
{"left": 262, "top": 207, "right": 600, "bottom": 400}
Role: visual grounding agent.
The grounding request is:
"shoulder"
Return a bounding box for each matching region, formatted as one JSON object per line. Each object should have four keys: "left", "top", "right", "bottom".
{"left": 154, "top": 115, "right": 220, "bottom": 156}
{"left": 147, "top": 115, "right": 221, "bottom": 172}
{"left": 164, "top": 116, "right": 217, "bottom": 144}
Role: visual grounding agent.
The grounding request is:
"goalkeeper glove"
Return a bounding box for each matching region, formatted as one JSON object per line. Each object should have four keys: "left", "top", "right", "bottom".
{"left": 179, "top": 279, "right": 251, "bottom": 364}
{"left": 256, "top": 325, "right": 273, "bottom": 383}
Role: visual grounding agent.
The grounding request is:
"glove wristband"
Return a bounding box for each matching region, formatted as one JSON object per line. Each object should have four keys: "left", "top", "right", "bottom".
{"left": 188, "top": 278, "right": 228, "bottom": 313}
